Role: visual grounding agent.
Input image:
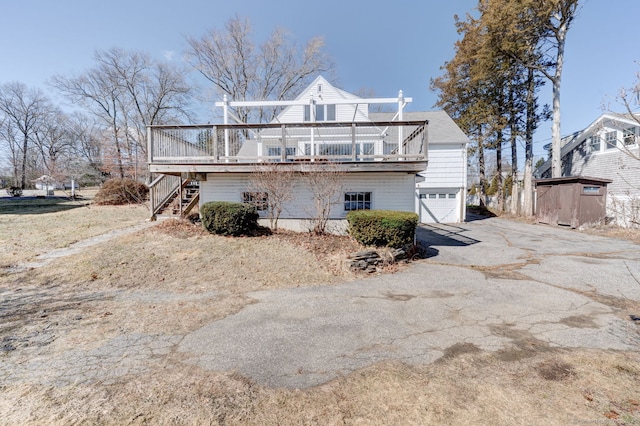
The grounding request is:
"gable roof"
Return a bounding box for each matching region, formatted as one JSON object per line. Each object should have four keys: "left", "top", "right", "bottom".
{"left": 274, "top": 76, "right": 370, "bottom": 123}
{"left": 536, "top": 112, "right": 640, "bottom": 176}
{"left": 370, "top": 111, "right": 470, "bottom": 145}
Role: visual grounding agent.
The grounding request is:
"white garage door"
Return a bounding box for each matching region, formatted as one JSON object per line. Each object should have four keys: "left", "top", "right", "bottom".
{"left": 418, "top": 189, "right": 459, "bottom": 223}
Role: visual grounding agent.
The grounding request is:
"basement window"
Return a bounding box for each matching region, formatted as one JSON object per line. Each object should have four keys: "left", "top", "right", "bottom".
{"left": 242, "top": 191, "right": 268, "bottom": 211}
{"left": 344, "top": 192, "right": 371, "bottom": 211}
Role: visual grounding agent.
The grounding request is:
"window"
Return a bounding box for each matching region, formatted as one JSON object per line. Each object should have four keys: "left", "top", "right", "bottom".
{"left": 589, "top": 135, "right": 601, "bottom": 152}
{"left": 327, "top": 104, "right": 336, "bottom": 121}
{"left": 303, "top": 104, "right": 336, "bottom": 122}
{"left": 242, "top": 192, "right": 268, "bottom": 211}
{"left": 605, "top": 131, "right": 617, "bottom": 150}
{"left": 448, "top": 193, "right": 456, "bottom": 199}
{"left": 419, "top": 193, "right": 427, "bottom": 199}
{"left": 438, "top": 194, "right": 446, "bottom": 199}
{"left": 583, "top": 186, "right": 600, "bottom": 195}
{"left": 623, "top": 127, "right": 637, "bottom": 145}
{"left": 267, "top": 147, "right": 296, "bottom": 157}
{"left": 344, "top": 192, "right": 371, "bottom": 211}
{"left": 428, "top": 193, "right": 436, "bottom": 199}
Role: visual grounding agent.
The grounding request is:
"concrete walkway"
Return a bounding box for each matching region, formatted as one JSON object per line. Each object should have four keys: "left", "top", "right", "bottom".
{"left": 178, "top": 218, "right": 640, "bottom": 388}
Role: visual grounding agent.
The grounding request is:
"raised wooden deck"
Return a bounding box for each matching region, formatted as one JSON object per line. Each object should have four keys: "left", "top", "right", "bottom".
{"left": 147, "top": 120, "right": 428, "bottom": 174}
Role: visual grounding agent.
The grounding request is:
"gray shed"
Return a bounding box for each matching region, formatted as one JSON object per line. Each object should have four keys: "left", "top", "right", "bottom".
{"left": 535, "top": 176, "right": 612, "bottom": 228}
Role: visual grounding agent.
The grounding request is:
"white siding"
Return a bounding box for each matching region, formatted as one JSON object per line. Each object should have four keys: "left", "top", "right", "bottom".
{"left": 276, "top": 77, "right": 369, "bottom": 123}
{"left": 200, "top": 172, "right": 415, "bottom": 220}
{"left": 418, "top": 143, "right": 466, "bottom": 188}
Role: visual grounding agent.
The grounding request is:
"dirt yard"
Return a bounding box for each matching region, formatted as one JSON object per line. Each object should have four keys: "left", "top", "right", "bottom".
{"left": 1, "top": 198, "right": 639, "bottom": 425}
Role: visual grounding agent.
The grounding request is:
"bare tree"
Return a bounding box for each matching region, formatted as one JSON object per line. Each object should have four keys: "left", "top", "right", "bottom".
{"left": 302, "top": 163, "right": 345, "bottom": 235}
{"left": 52, "top": 48, "right": 193, "bottom": 179}
{"left": 32, "top": 108, "right": 75, "bottom": 182}
{"left": 0, "top": 82, "right": 54, "bottom": 188}
{"left": 608, "top": 65, "right": 640, "bottom": 161}
{"left": 247, "top": 163, "right": 295, "bottom": 230}
{"left": 186, "top": 16, "right": 334, "bottom": 123}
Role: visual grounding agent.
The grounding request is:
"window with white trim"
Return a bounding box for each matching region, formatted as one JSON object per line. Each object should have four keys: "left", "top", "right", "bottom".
{"left": 605, "top": 131, "right": 617, "bottom": 150}
{"left": 303, "top": 104, "right": 336, "bottom": 122}
{"left": 344, "top": 192, "right": 371, "bottom": 211}
{"left": 242, "top": 191, "right": 268, "bottom": 211}
{"left": 623, "top": 127, "right": 637, "bottom": 145}
{"left": 589, "top": 135, "right": 601, "bottom": 152}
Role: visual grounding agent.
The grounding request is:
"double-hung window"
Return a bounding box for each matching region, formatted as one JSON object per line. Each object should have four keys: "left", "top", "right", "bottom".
{"left": 623, "top": 127, "right": 637, "bottom": 146}
{"left": 605, "top": 131, "right": 617, "bottom": 150}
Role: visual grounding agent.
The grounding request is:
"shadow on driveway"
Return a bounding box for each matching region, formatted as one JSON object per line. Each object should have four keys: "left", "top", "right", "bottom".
{"left": 416, "top": 223, "right": 480, "bottom": 258}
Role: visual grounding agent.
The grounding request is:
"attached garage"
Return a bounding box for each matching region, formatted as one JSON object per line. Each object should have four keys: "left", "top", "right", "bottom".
{"left": 370, "top": 111, "right": 470, "bottom": 225}
{"left": 417, "top": 188, "right": 461, "bottom": 223}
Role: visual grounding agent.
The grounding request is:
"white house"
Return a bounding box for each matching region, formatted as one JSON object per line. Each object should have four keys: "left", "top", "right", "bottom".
{"left": 536, "top": 113, "right": 640, "bottom": 226}
{"left": 147, "top": 76, "right": 469, "bottom": 229}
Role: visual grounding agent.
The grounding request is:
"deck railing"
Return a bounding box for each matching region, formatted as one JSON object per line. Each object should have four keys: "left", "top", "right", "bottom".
{"left": 148, "top": 120, "right": 427, "bottom": 164}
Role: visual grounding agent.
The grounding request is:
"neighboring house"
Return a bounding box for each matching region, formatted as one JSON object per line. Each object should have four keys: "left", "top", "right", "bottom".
{"left": 536, "top": 113, "right": 640, "bottom": 226}
{"left": 147, "top": 76, "right": 468, "bottom": 230}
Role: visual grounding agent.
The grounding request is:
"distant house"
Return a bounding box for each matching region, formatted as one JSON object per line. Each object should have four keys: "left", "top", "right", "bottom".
{"left": 536, "top": 113, "right": 640, "bottom": 226}
{"left": 147, "top": 76, "right": 469, "bottom": 230}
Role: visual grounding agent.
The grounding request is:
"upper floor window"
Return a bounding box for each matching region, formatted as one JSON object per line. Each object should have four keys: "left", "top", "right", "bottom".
{"left": 589, "top": 135, "right": 601, "bottom": 152}
{"left": 303, "top": 104, "right": 336, "bottom": 122}
{"left": 623, "top": 127, "right": 637, "bottom": 145}
{"left": 605, "top": 131, "right": 617, "bottom": 150}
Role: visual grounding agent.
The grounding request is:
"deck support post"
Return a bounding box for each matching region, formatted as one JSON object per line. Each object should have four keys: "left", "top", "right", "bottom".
{"left": 398, "top": 90, "right": 404, "bottom": 161}
{"left": 223, "top": 95, "right": 230, "bottom": 163}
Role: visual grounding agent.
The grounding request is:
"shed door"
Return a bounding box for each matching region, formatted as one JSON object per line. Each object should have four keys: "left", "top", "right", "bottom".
{"left": 418, "top": 190, "right": 459, "bottom": 223}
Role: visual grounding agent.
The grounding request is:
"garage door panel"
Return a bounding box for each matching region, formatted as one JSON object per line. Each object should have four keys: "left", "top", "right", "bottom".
{"left": 418, "top": 190, "right": 459, "bottom": 223}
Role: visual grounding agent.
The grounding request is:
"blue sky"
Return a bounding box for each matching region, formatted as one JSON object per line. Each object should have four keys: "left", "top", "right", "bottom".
{"left": 1, "top": 0, "right": 639, "bottom": 161}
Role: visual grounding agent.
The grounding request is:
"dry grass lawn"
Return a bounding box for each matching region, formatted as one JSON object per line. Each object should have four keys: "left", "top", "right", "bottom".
{"left": 0, "top": 199, "right": 639, "bottom": 425}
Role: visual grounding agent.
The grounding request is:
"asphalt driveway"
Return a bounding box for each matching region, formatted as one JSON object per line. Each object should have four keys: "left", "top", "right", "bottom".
{"left": 179, "top": 218, "right": 640, "bottom": 388}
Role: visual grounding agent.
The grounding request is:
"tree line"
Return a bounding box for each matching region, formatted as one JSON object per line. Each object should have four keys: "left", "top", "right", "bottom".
{"left": 0, "top": 16, "right": 334, "bottom": 190}
{"left": 431, "top": 0, "right": 580, "bottom": 216}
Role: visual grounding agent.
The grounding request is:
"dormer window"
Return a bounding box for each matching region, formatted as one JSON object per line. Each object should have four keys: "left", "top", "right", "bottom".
{"left": 623, "top": 127, "right": 637, "bottom": 145}
{"left": 605, "top": 131, "right": 617, "bottom": 150}
{"left": 589, "top": 135, "right": 601, "bottom": 152}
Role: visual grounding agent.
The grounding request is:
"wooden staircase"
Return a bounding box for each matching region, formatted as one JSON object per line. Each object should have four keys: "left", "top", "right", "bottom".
{"left": 149, "top": 175, "right": 200, "bottom": 219}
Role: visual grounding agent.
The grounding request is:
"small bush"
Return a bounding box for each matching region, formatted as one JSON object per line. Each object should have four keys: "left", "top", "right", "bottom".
{"left": 6, "top": 186, "right": 23, "bottom": 197}
{"left": 347, "top": 210, "right": 418, "bottom": 248}
{"left": 94, "top": 178, "right": 148, "bottom": 205}
{"left": 200, "top": 201, "right": 259, "bottom": 236}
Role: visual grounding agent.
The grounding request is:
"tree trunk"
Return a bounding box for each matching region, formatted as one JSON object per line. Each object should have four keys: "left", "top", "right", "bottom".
{"left": 477, "top": 130, "right": 487, "bottom": 208}
{"left": 523, "top": 68, "right": 536, "bottom": 216}
{"left": 496, "top": 130, "right": 503, "bottom": 212}
{"left": 21, "top": 133, "right": 28, "bottom": 189}
{"left": 551, "top": 13, "right": 569, "bottom": 178}
{"left": 509, "top": 86, "right": 519, "bottom": 214}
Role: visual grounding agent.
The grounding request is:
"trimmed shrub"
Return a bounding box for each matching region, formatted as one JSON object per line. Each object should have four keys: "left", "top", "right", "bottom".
{"left": 347, "top": 210, "right": 418, "bottom": 248}
{"left": 94, "top": 178, "right": 149, "bottom": 205}
{"left": 200, "top": 201, "right": 259, "bottom": 236}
